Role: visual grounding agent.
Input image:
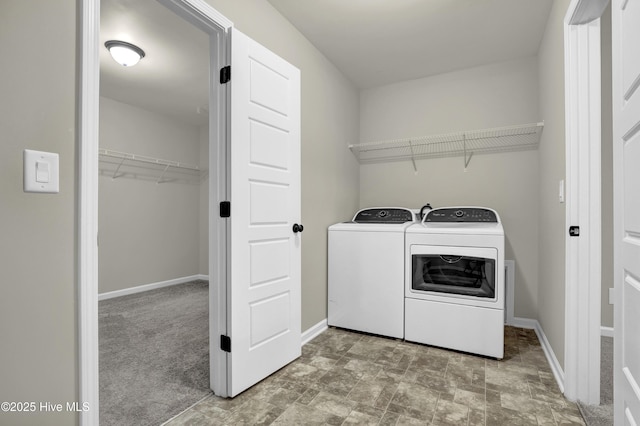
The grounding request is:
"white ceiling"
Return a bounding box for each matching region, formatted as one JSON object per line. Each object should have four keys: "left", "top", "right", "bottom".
{"left": 100, "top": 0, "right": 553, "bottom": 125}
{"left": 100, "top": 0, "right": 210, "bottom": 126}
{"left": 267, "top": 0, "right": 554, "bottom": 89}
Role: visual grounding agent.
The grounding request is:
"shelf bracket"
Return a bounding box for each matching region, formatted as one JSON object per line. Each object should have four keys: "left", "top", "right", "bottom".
{"left": 463, "top": 133, "right": 473, "bottom": 170}
{"left": 112, "top": 156, "right": 127, "bottom": 180}
{"left": 157, "top": 164, "right": 171, "bottom": 184}
{"left": 408, "top": 140, "right": 417, "bottom": 173}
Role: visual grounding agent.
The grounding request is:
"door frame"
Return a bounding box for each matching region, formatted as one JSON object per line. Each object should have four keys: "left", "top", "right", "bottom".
{"left": 78, "top": 1, "right": 233, "bottom": 423}
{"left": 563, "top": 0, "right": 609, "bottom": 405}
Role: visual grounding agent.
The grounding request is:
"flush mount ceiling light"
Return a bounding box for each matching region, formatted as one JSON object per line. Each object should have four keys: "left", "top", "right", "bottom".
{"left": 105, "top": 40, "right": 145, "bottom": 67}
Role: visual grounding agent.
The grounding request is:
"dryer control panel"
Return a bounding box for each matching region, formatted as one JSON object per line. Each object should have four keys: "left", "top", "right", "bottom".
{"left": 353, "top": 208, "right": 415, "bottom": 224}
{"left": 425, "top": 207, "right": 498, "bottom": 223}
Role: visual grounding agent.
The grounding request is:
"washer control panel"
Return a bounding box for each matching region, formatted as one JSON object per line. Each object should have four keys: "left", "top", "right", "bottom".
{"left": 353, "top": 208, "right": 414, "bottom": 224}
{"left": 425, "top": 207, "right": 498, "bottom": 223}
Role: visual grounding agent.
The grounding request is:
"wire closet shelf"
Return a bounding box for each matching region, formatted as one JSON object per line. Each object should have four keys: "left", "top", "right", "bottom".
{"left": 349, "top": 122, "right": 544, "bottom": 170}
{"left": 98, "top": 148, "right": 201, "bottom": 183}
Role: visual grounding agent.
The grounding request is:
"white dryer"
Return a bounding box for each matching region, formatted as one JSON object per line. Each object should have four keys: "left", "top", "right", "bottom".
{"left": 328, "top": 207, "right": 417, "bottom": 339}
{"left": 405, "top": 207, "right": 505, "bottom": 358}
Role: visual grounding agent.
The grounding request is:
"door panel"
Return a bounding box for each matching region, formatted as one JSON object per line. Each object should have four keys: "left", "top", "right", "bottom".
{"left": 621, "top": 0, "right": 640, "bottom": 100}
{"left": 613, "top": 0, "right": 640, "bottom": 422}
{"left": 250, "top": 292, "right": 291, "bottom": 347}
{"left": 249, "top": 181, "right": 289, "bottom": 224}
{"left": 249, "top": 239, "right": 290, "bottom": 286}
{"left": 249, "top": 60, "right": 291, "bottom": 115}
{"left": 228, "top": 27, "right": 301, "bottom": 397}
{"left": 622, "top": 274, "right": 640, "bottom": 390}
{"left": 249, "top": 121, "right": 289, "bottom": 170}
{"left": 624, "top": 136, "right": 640, "bottom": 230}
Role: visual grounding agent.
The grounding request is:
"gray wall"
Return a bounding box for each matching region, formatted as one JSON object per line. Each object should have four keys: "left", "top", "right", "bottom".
{"left": 601, "top": 3, "right": 614, "bottom": 329}
{"left": 0, "top": 1, "right": 78, "bottom": 425}
{"left": 537, "top": 0, "right": 571, "bottom": 369}
{"left": 204, "top": 0, "right": 361, "bottom": 331}
{"left": 98, "top": 97, "right": 203, "bottom": 294}
{"left": 359, "top": 57, "right": 540, "bottom": 319}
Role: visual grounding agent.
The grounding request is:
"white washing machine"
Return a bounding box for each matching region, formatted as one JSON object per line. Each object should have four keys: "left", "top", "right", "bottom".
{"left": 328, "top": 207, "right": 418, "bottom": 339}
{"left": 405, "top": 207, "right": 505, "bottom": 358}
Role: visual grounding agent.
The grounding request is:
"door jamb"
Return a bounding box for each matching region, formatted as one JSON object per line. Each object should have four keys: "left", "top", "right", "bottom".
{"left": 78, "top": 1, "right": 233, "bottom": 423}
{"left": 78, "top": 2, "right": 100, "bottom": 424}
{"left": 563, "top": 0, "right": 609, "bottom": 405}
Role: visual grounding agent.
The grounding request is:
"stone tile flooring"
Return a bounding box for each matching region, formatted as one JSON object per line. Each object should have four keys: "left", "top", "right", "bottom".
{"left": 165, "top": 326, "right": 585, "bottom": 425}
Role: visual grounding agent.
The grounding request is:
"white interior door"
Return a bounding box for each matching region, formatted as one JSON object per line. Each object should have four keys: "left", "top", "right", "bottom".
{"left": 612, "top": 0, "right": 640, "bottom": 423}
{"left": 227, "top": 28, "right": 301, "bottom": 397}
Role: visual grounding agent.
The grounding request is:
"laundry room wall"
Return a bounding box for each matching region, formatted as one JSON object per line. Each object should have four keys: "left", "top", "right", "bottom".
{"left": 537, "top": 0, "right": 571, "bottom": 369}
{"left": 204, "top": 0, "right": 361, "bottom": 332}
{"left": 0, "top": 1, "right": 78, "bottom": 424}
{"left": 359, "top": 57, "right": 540, "bottom": 320}
{"left": 98, "top": 96, "right": 203, "bottom": 294}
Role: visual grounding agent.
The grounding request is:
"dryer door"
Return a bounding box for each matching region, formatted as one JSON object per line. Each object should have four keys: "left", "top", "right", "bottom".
{"left": 408, "top": 245, "right": 502, "bottom": 308}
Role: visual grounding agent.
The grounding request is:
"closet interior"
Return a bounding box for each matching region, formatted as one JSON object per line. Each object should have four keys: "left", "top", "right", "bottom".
{"left": 98, "top": 0, "right": 213, "bottom": 424}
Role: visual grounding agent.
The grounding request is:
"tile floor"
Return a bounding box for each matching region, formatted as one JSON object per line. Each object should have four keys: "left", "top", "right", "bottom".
{"left": 165, "top": 326, "right": 585, "bottom": 425}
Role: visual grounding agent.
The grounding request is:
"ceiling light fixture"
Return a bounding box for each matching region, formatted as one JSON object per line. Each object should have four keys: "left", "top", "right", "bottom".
{"left": 105, "top": 40, "right": 145, "bottom": 67}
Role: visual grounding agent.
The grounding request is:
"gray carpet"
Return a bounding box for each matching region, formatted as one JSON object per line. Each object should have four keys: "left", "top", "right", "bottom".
{"left": 578, "top": 336, "right": 613, "bottom": 426}
{"left": 99, "top": 280, "right": 211, "bottom": 426}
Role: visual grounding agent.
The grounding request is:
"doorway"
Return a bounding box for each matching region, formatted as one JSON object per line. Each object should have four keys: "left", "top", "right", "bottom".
{"left": 98, "top": 0, "right": 212, "bottom": 423}
{"left": 81, "top": 1, "right": 303, "bottom": 423}
{"left": 79, "top": 0, "right": 231, "bottom": 423}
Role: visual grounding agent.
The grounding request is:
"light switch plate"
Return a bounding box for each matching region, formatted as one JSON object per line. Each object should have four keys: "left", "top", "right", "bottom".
{"left": 24, "top": 149, "right": 59, "bottom": 193}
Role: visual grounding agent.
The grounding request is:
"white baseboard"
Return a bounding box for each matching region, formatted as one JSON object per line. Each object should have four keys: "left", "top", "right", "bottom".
{"left": 601, "top": 326, "right": 614, "bottom": 338}
{"left": 301, "top": 319, "right": 328, "bottom": 346}
{"left": 512, "top": 317, "right": 565, "bottom": 394}
{"left": 510, "top": 316, "right": 538, "bottom": 329}
{"left": 98, "top": 274, "right": 209, "bottom": 301}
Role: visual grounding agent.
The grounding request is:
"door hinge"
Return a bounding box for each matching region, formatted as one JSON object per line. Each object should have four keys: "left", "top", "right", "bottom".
{"left": 569, "top": 226, "right": 580, "bottom": 237}
{"left": 220, "top": 335, "right": 231, "bottom": 352}
{"left": 220, "top": 65, "right": 231, "bottom": 84}
{"left": 220, "top": 201, "right": 230, "bottom": 218}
